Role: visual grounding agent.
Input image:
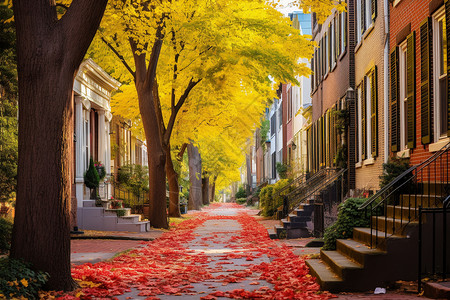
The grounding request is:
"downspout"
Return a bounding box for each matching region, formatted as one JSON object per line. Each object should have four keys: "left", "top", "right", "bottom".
{"left": 384, "top": 0, "right": 390, "bottom": 163}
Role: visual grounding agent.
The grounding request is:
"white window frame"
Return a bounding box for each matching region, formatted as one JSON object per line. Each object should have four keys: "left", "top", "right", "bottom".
{"left": 365, "top": 0, "right": 372, "bottom": 30}
{"left": 356, "top": 0, "right": 362, "bottom": 43}
{"left": 366, "top": 75, "right": 373, "bottom": 160}
{"left": 399, "top": 40, "right": 408, "bottom": 150}
{"left": 432, "top": 7, "right": 448, "bottom": 141}
{"left": 83, "top": 109, "right": 90, "bottom": 171}
{"left": 340, "top": 11, "right": 346, "bottom": 54}
{"left": 357, "top": 85, "right": 363, "bottom": 164}
{"left": 331, "top": 19, "right": 336, "bottom": 68}
{"left": 325, "top": 33, "right": 329, "bottom": 75}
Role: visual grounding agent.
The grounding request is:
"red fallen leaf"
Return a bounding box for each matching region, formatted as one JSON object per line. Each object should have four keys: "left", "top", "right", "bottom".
{"left": 249, "top": 281, "right": 260, "bottom": 285}
{"left": 210, "top": 291, "right": 226, "bottom": 297}
{"left": 200, "top": 296, "right": 217, "bottom": 300}
{"left": 144, "top": 297, "right": 160, "bottom": 300}
{"left": 246, "top": 257, "right": 254, "bottom": 261}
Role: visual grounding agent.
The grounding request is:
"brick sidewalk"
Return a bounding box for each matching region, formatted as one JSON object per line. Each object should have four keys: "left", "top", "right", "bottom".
{"left": 71, "top": 239, "right": 145, "bottom": 254}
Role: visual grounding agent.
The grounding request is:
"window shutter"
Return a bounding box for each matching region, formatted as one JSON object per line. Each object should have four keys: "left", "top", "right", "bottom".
{"left": 311, "top": 55, "right": 315, "bottom": 91}
{"left": 446, "top": 0, "right": 450, "bottom": 136}
{"left": 371, "top": 66, "right": 378, "bottom": 158}
{"left": 361, "top": 0, "right": 366, "bottom": 35}
{"left": 407, "top": 31, "right": 416, "bottom": 149}
{"left": 328, "top": 26, "right": 332, "bottom": 71}
{"left": 361, "top": 78, "right": 367, "bottom": 160}
{"left": 390, "top": 47, "right": 400, "bottom": 152}
{"left": 335, "top": 17, "right": 339, "bottom": 60}
{"left": 420, "top": 18, "right": 432, "bottom": 145}
{"left": 371, "top": 0, "right": 377, "bottom": 21}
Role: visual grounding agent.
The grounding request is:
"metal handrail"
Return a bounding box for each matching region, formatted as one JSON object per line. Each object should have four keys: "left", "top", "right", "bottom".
{"left": 360, "top": 141, "right": 450, "bottom": 249}
{"left": 359, "top": 141, "right": 450, "bottom": 210}
{"left": 272, "top": 173, "right": 308, "bottom": 198}
{"left": 418, "top": 195, "right": 450, "bottom": 292}
{"left": 288, "top": 168, "right": 346, "bottom": 213}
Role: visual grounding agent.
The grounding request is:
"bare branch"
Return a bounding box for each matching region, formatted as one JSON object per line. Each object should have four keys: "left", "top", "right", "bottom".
{"left": 100, "top": 36, "right": 136, "bottom": 79}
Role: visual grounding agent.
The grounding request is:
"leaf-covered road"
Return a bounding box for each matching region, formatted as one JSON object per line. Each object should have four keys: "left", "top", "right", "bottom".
{"left": 57, "top": 203, "right": 334, "bottom": 299}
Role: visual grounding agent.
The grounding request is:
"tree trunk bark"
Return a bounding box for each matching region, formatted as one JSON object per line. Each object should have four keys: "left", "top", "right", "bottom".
{"left": 166, "top": 146, "right": 181, "bottom": 218}
{"left": 209, "top": 176, "right": 216, "bottom": 202}
{"left": 10, "top": 0, "right": 108, "bottom": 291}
{"left": 202, "top": 175, "right": 209, "bottom": 206}
{"left": 187, "top": 143, "right": 202, "bottom": 210}
{"left": 137, "top": 84, "right": 168, "bottom": 229}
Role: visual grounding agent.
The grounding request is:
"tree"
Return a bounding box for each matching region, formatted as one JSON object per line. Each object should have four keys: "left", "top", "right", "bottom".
{"left": 10, "top": 0, "right": 108, "bottom": 291}
{"left": 90, "top": 0, "right": 314, "bottom": 228}
{"left": 0, "top": 3, "right": 18, "bottom": 204}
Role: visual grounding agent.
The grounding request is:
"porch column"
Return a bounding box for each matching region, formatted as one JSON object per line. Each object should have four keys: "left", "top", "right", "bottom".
{"left": 74, "top": 96, "right": 84, "bottom": 207}
{"left": 98, "top": 109, "right": 106, "bottom": 165}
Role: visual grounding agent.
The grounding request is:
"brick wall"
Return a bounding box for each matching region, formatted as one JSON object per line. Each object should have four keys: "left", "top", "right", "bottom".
{"left": 354, "top": 0, "right": 387, "bottom": 190}
{"left": 390, "top": 0, "right": 441, "bottom": 167}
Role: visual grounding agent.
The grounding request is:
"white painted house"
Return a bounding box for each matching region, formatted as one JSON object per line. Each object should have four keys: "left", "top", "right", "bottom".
{"left": 72, "top": 59, "right": 149, "bottom": 232}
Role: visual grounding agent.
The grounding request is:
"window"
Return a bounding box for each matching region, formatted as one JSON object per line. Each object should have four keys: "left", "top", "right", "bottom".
{"left": 331, "top": 18, "right": 335, "bottom": 68}
{"left": 357, "top": 84, "right": 362, "bottom": 163}
{"left": 356, "top": 0, "right": 376, "bottom": 44}
{"left": 271, "top": 114, "right": 275, "bottom": 136}
{"left": 433, "top": 7, "right": 448, "bottom": 140}
{"left": 357, "top": 67, "right": 378, "bottom": 162}
{"left": 399, "top": 41, "right": 408, "bottom": 150}
{"left": 340, "top": 11, "right": 346, "bottom": 55}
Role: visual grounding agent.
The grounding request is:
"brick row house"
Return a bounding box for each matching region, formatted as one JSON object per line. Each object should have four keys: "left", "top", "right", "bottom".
{"left": 303, "top": 0, "right": 450, "bottom": 293}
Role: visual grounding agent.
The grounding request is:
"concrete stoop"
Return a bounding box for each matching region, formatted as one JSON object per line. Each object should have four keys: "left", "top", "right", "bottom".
{"left": 78, "top": 200, "right": 150, "bottom": 232}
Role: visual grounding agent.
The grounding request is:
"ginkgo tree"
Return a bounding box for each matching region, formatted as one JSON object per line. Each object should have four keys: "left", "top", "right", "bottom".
{"left": 89, "top": 0, "right": 313, "bottom": 228}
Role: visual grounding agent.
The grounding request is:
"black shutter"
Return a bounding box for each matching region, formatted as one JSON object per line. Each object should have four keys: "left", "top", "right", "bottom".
{"left": 420, "top": 18, "right": 432, "bottom": 145}
{"left": 390, "top": 47, "right": 400, "bottom": 152}
{"left": 371, "top": 0, "right": 377, "bottom": 21}
{"left": 361, "top": 78, "right": 367, "bottom": 160}
{"left": 407, "top": 31, "right": 416, "bottom": 149}
{"left": 371, "top": 66, "right": 378, "bottom": 158}
{"left": 361, "top": 0, "right": 366, "bottom": 35}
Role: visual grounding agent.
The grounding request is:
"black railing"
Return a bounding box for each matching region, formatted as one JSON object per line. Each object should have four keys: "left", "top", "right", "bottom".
{"left": 281, "top": 168, "right": 343, "bottom": 218}
{"left": 272, "top": 172, "right": 308, "bottom": 200}
{"left": 111, "top": 181, "right": 148, "bottom": 215}
{"left": 359, "top": 141, "right": 450, "bottom": 248}
{"left": 418, "top": 195, "right": 450, "bottom": 292}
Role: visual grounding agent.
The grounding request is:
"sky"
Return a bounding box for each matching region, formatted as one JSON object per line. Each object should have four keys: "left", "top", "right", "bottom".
{"left": 275, "top": 0, "right": 299, "bottom": 16}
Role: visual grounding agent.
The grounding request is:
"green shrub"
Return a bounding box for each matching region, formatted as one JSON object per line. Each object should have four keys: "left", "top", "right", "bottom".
{"left": 0, "top": 258, "right": 48, "bottom": 299}
{"left": 235, "top": 185, "right": 246, "bottom": 199}
{"left": 236, "top": 198, "right": 247, "bottom": 205}
{"left": 323, "top": 198, "right": 369, "bottom": 250}
{"left": 0, "top": 218, "right": 12, "bottom": 254}
{"left": 116, "top": 209, "right": 127, "bottom": 217}
{"left": 380, "top": 157, "right": 410, "bottom": 188}
{"left": 260, "top": 179, "right": 290, "bottom": 217}
{"left": 84, "top": 157, "right": 100, "bottom": 189}
{"left": 276, "top": 163, "right": 289, "bottom": 179}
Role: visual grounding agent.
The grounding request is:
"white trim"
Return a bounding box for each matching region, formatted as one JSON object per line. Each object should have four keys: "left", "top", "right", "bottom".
{"left": 429, "top": 137, "right": 450, "bottom": 152}
{"left": 399, "top": 40, "right": 408, "bottom": 151}
{"left": 363, "top": 157, "right": 375, "bottom": 165}
{"left": 396, "top": 148, "right": 410, "bottom": 158}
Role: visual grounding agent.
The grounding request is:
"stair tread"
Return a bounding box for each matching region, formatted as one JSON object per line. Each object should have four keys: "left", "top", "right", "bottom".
{"left": 337, "top": 239, "right": 386, "bottom": 255}
{"left": 274, "top": 224, "right": 284, "bottom": 229}
{"left": 321, "top": 250, "right": 363, "bottom": 269}
{"left": 353, "top": 227, "right": 406, "bottom": 238}
{"left": 306, "top": 259, "right": 343, "bottom": 282}
{"left": 371, "top": 216, "right": 419, "bottom": 224}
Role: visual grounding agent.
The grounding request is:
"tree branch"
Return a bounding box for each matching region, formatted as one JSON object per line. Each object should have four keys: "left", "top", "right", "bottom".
{"left": 101, "top": 36, "right": 136, "bottom": 79}
{"left": 178, "top": 46, "right": 213, "bottom": 72}
{"left": 163, "top": 77, "right": 202, "bottom": 144}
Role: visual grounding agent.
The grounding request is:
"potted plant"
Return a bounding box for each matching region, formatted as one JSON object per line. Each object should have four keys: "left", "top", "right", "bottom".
{"left": 84, "top": 157, "right": 100, "bottom": 200}
{"left": 110, "top": 198, "right": 123, "bottom": 209}
{"left": 94, "top": 161, "right": 106, "bottom": 181}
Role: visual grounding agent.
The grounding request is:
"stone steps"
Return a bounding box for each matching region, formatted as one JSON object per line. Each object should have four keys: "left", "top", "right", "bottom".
{"left": 78, "top": 200, "right": 150, "bottom": 232}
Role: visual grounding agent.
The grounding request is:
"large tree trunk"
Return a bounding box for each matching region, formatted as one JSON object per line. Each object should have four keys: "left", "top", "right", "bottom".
{"left": 209, "top": 176, "right": 216, "bottom": 202}
{"left": 10, "top": 0, "right": 107, "bottom": 291}
{"left": 166, "top": 146, "right": 181, "bottom": 218}
{"left": 137, "top": 84, "right": 168, "bottom": 229}
{"left": 188, "top": 143, "right": 202, "bottom": 210}
{"left": 202, "top": 175, "right": 209, "bottom": 206}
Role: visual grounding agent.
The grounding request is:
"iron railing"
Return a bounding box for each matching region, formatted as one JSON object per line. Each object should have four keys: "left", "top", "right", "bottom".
{"left": 281, "top": 168, "right": 343, "bottom": 218}
{"left": 359, "top": 141, "right": 450, "bottom": 248}
{"left": 110, "top": 180, "right": 148, "bottom": 214}
{"left": 272, "top": 172, "right": 309, "bottom": 199}
{"left": 418, "top": 195, "right": 450, "bottom": 292}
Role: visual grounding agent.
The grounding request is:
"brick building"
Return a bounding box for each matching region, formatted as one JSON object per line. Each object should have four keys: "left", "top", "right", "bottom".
{"left": 389, "top": 0, "right": 450, "bottom": 165}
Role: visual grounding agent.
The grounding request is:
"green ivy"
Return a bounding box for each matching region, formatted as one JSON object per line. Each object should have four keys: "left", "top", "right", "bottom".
{"left": 0, "top": 258, "right": 48, "bottom": 300}
{"left": 323, "top": 198, "right": 369, "bottom": 250}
